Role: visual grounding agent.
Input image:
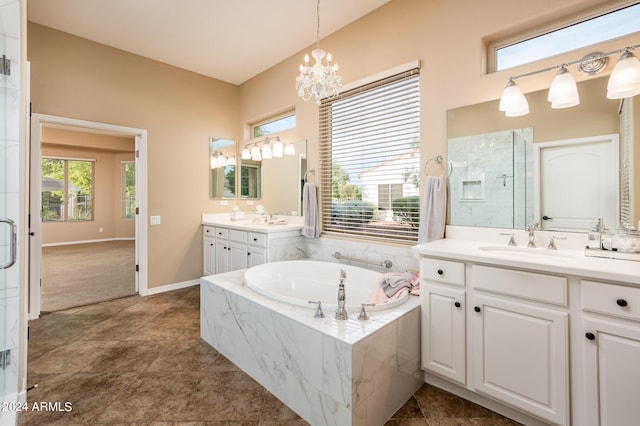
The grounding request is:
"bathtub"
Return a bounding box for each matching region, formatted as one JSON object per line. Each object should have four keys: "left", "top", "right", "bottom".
{"left": 243, "top": 260, "right": 409, "bottom": 312}
{"left": 200, "top": 263, "right": 422, "bottom": 426}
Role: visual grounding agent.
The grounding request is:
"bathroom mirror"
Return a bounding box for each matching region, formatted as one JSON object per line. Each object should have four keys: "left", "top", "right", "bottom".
{"left": 240, "top": 139, "right": 307, "bottom": 215}
{"left": 209, "top": 137, "right": 236, "bottom": 199}
{"left": 447, "top": 76, "right": 639, "bottom": 232}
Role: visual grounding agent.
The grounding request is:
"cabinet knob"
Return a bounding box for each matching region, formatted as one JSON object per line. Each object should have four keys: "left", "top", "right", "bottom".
{"left": 585, "top": 332, "right": 596, "bottom": 341}
{"left": 616, "top": 298, "right": 628, "bottom": 307}
{"left": 210, "top": 243, "right": 214, "bottom": 247}
{"left": 253, "top": 238, "right": 258, "bottom": 242}
{"left": 247, "top": 252, "right": 251, "bottom": 256}
{"left": 437, "top": 269, "right": 444, "bottom": 276}
{"left": 474, "top": 306, "right": 481, "bottom": 313}
{"left": 454, "top": 301, "right": 461, "bottom": 308}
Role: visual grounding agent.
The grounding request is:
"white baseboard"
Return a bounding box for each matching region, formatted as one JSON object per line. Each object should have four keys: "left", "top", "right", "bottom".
{"left": 42, "top": 237, "right": 135, "bottom": 247}
{"left": 140, "top": 279, "right": 199, "bottom": 296}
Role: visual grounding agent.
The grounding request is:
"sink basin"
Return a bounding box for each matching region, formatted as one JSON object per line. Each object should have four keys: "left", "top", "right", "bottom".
{"left": 478, "top": 245, "right": 580, "bottom": 259}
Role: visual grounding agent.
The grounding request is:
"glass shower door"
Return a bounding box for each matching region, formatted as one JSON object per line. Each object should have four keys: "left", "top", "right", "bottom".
{"left": 1, "top": 0, "right": 22, "bottom": 423}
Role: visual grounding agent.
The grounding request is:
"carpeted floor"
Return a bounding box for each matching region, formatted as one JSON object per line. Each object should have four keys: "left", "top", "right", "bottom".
{"left": 41, "top": 240, "right": 136, "bottom": 312}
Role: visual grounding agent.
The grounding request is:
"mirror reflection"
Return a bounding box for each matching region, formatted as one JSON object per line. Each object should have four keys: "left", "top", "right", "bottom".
{"left": 447, "top": 77, "right": 639, "bottom": 232}
{"left": 240, "top": 139, "right": 307, "bottom": 215}
{"left": 209, "top": 137, "right": 236, "bottom": 199}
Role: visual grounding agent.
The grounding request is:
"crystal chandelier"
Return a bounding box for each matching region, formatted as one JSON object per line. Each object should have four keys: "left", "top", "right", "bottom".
{"left": 296, "top": 0, "right": 342, "bottom": 105}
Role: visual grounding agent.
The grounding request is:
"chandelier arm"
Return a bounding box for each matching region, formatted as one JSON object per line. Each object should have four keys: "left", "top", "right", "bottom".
{"left": 316, "top": 0, "right": 321, "bottom": 50}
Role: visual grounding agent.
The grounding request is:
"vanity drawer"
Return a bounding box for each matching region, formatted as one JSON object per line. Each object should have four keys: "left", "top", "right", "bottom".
{"left": 214, "top": 227, "right": 229, "bottom": 240}
{"left": 473, "top": 265, "right": 567, "bottom": 306}
{"left": 420, "top": 258, "right": 465, "bottom": 287}
{"left": 203, "top": 226, "right": 216, "bottom": 237}
{"left": 581, "top": 280, "right": 640, "bottom": 321}
{"left": 248, "top": 232, "right": 267, "bottom": 247}
{"left": 229, "top": 229, "right": 247, "bottom": 244}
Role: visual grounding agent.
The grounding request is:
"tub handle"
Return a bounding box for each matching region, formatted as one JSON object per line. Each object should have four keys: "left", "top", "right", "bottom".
{"left": 358, "top": 303, "right": 375, "bottom": 321}
{"left": 308, "top": 300, "right": 325, "bottom": 318}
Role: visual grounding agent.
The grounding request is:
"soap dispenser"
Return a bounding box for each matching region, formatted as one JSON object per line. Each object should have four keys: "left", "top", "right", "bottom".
{"left": 587, "top": 218, "right": 603, "bottom": 249}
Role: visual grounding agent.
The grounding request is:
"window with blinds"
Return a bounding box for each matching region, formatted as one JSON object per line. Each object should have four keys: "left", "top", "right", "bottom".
{"left": 319, "top": 68, "right": 420, "bottom": 243}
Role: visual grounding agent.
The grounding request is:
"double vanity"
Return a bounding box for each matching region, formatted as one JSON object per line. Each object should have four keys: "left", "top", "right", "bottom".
{"left": 413, "top": 231, "right": 640, "bottom": 426}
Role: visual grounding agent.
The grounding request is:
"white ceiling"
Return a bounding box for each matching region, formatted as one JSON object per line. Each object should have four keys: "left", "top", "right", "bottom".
{"left": 27, "top": 0, "right": 391, "bottom": 85}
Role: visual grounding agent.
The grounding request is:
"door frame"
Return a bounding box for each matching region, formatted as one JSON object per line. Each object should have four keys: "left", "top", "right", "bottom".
{"left": 533, "top": 134, "right": 619, "bottom": 232}
{"left": 29, "top": 114, "right": 148, "bottom": 319}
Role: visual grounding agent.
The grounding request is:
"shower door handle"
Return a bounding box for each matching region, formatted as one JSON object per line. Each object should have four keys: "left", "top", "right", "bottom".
{"left": 0, "top": 218, "right": 17, "bottom": 270}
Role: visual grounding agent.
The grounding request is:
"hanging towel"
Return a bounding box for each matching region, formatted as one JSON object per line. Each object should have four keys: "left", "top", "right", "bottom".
{"left": 418, "top": 175, "right": 448, "bottom": 244}
{"left": 302, "top": 182, "right": 319, "bottom": 238}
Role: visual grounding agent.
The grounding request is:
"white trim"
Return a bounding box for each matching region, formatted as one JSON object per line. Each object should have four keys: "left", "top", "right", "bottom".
{"left": 340, "top": 59, "right": 421, "bottom": 93}
{"left": 42, "top": 237, "right": 135, "bottom": 247}
{"left": 29, "top": 114, "right": 148, "bottom": 319}
{"left": 141, "top": 279, "right": 199, "bottom": 296}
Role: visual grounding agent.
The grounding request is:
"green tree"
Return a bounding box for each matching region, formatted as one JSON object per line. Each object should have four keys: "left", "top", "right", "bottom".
{"left": 331, "top": 163, "right": 361, "bottom": 201}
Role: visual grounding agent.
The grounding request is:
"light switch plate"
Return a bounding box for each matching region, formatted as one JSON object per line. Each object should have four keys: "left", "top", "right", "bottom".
{"left": 150, "top": 215, "right": 161, "bottom": 225}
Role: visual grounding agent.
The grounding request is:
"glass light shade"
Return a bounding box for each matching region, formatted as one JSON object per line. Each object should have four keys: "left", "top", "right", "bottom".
{"left": 250, "top": 145, "right": 262, "bottom": 161}
{"left": 241, "top": 147, "right": 251, "bottom": 160}
{"left": 227, "top": 155, "right": 236, "bottom": 166}
{"left": 284, "top": 143, "right": 296, "bottom": 156}
{"left": 607, "top": 50, "right": 640, "bottom": 99}
{"left": 499, "top": 79, "right": 529, "bottom": 117}
{"left": 261, "top": 141, "right": 272, "bottom": 159}
{"left": 210, "top": 155, "right": 216, "bottom": 169}
{"left": 272, "top": 138, "right": 284, "bottom": 157}
{"left": 548, "top": 66, "right": 579, "bottom": 108}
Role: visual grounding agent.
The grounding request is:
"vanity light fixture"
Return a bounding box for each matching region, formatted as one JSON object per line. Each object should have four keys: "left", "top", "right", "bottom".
{"left": 498, "top": 44, "right": 640, "bottom": 116}
{"left": 284, "top": 143, "right": 296, "bottom": 156}
{"left": 241, "top": 146, "right": 251, "bottom": 160}
{"left": 250, "top": 143, "right": 262, "bottom": 161}
{"left": 548, "top": 65, "right": 580, "bottom": 108}
{"left": 607, "top": 48, "right": 640, "bottom": 99}
{"left": 272, "top": 137, "right": 284, "bottom": 157}
{"left": 261, "top": 137, "right": 273, "bottom": 159}
{"left": 210, "top": 151, "right": 235, "bottom": 169}
{"left": 296, "top": 0, "right": 342, "bottom": 105}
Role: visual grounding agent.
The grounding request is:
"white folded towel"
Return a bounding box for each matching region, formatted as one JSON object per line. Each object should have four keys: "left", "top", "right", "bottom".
{"left": 418, "top": 175, "right": 447, "bottom": 244}
{"left": 302, "top": 182, "right": 319, "bottom": 238}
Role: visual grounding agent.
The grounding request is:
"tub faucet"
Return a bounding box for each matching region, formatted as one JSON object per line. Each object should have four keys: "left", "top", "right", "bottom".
{"left": 335, "top": 269, "right": 348, "bottom": 320}
{"left": 527, "top": 222, "right": 539, "bottom": 248}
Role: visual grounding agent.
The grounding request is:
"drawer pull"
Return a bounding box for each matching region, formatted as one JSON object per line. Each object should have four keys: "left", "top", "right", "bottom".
{"left": 585, "top": 332, "right": 596, "bottom": 341}
{"left": 616, "top": 298, "right": 628, "bottom": 307}
{"left": 437, "top": 269, "right": 444, "bottom": 275}
{"left": 454, "top": 301, "right": 461, "bottom": 308}
{"left": 474, "top": 306, "right": 481, "bottom": 313}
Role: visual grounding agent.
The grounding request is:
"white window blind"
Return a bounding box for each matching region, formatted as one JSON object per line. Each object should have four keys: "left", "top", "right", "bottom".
{"left": 620, "top": 97, "right": 634, "bottom": 229}
{"left": 319, "top": 68, "right": 420, "bottom": 243}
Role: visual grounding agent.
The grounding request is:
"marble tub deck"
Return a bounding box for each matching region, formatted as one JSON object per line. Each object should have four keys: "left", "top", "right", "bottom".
{"left": 200, "top": 270, "right": 424, "bottom": 426}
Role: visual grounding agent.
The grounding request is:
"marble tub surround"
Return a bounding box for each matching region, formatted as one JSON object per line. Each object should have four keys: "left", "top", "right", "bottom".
{"left": 200, "top": 270, "right": 423, "bottom": 426}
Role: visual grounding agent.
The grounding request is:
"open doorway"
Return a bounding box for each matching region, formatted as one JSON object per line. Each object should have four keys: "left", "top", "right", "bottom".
{"left": 29, "top": 114, "right": 148, "bottom": 318}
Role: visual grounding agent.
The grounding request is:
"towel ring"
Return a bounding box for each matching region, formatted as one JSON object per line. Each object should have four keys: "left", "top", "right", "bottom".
{"left": 424, "top": 155, "right": 452, "bottom": 177}
{"left": 304, "top": 169, "right": 315, "bottom": 183}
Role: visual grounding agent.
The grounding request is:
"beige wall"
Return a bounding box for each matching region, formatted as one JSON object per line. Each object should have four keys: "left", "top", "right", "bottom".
{"left": 41, "top": 127, "right": 135, "bottom": 244}
{"left": 29, "top": 22, "right": 239, "bottom": 288}
{"left": 28, "top": 0, "right": 640, "bottom": 288}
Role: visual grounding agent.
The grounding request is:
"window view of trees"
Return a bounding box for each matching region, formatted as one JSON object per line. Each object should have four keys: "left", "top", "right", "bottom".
{"left": 122, "top": 161, "right": 136, "bottom": 219}
{"left": 42, "top": 158, "right": 94, "bottom": 222}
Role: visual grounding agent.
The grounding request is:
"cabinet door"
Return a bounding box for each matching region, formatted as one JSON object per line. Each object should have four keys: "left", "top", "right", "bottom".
{"left": 583, "top": 316, "right": 640, "bottom": 426}
{"left": 247, "top": 246, "right": 266, "bottom": 268}
{"left": 229, "top": 242, "right": 248, "bottom": 271}
{"left": 215, "top": 240, "right": 230, "bottom": 274}
{"left": 422, "top": 284, "right": 466, "bottom": 384}
{"left": 472, "top": 294, "right": 569, "bottom": 426}
{"left": 203, "top": 236, "right": 216, "bottom": 276}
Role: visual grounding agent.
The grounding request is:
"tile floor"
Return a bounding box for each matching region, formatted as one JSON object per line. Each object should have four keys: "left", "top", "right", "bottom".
{"left": 20, "top": 285, "right": 521, "bottom": 425}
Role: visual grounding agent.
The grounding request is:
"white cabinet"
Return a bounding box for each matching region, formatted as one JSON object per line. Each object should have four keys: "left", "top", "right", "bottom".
{"left": 203, "top": 226, "right": 216, "bottom": 276}
{"left": 471, "top": 294, "right": 568, "bottom": 425}
{"left": 422, "top": 283, "right": 466, "bottom": 384}
{"left": 582, "top": 280, "right": 640, "bottom": 426}
{"left": 420, "top": 257, "right": 466, "bottom": 385}
{"left": 215, "top": 228, "right": 248, "bottom": 274}
{"left": 247, "top": 232, "right": 266, "bottom": 268}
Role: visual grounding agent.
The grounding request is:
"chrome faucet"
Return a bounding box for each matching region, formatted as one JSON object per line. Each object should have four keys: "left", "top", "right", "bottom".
{"left": 335, "top": 269, "right": 348, "bottom": 320}
{"left": 527, "top": 222, "right": 539, "bottom": 248}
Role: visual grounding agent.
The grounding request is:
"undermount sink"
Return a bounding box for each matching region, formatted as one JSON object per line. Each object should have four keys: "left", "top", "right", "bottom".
{"left": 478, "top": 245, "right": 581, "bottom": 259}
